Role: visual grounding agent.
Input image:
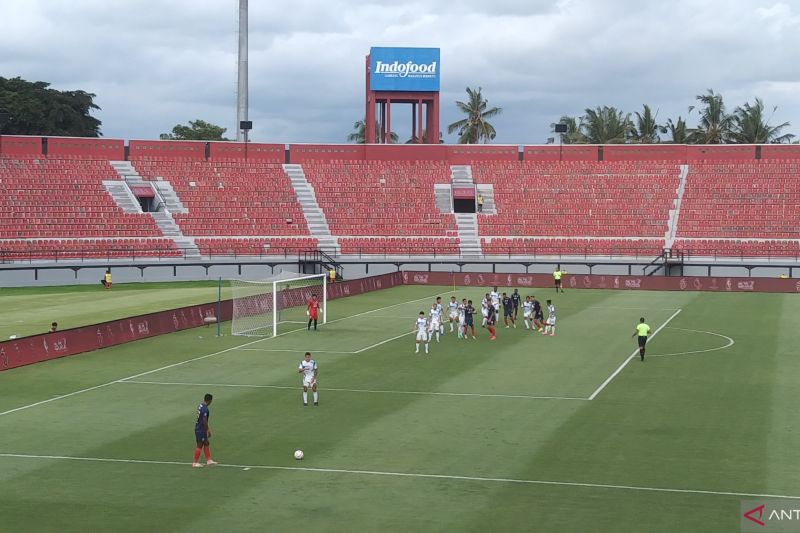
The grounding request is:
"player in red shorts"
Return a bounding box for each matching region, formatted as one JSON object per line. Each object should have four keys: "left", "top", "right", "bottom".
{"left": 307, "top": 294, "right": 320, "bottom": 331}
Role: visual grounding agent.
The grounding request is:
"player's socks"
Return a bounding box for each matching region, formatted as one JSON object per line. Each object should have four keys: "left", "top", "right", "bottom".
{"left": 303, "top": 391, "right": 308, "bottom": 404}
{"left": 203, "top": 445, "right": 211, "bottom": 462}
{"left": 313, "top": 391, "right": 318, "bottom": 404}
{"left": 193, "top": 448, "right": 202, "bottom": 465}
{"left": 415, "top": 343, "right": 419, "bottom": 353}
{"left": 425, "top": 344, "right": 429, "bottom": 354}
{"left": 550, "top": 327, "right": 555, "bottom": 336}
{"left": 440, "top": 324, "right": 444, "bottom": 335}
{"left": 436, "top": 331, "right": 440, "bottom": 343}
{"left": 450, "top": 322, "right": 454, "bottom": 333}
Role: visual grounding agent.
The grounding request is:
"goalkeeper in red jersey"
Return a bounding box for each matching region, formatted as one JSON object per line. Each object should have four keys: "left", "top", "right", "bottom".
{"left": 307, "top": 294, "right": 320, "bottom": 331}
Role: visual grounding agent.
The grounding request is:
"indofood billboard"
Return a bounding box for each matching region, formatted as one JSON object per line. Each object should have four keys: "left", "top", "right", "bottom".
{"left": 369, "top": 47, "right": 440, "bottom": 92}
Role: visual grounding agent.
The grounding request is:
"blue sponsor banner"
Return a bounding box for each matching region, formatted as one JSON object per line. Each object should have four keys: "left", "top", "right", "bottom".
{"left": 369, "top": 47, "right": 440, "bottom": 92}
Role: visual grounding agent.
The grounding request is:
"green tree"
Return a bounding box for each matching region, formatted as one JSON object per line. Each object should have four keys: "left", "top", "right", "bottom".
{"left": 580, "top": 106, "right": 631, "bottom": 144}
{"left": 688, "top": 89, "right": 734, "bottom": 144}
{"left": 552, "top": 116, "right": 586, "bottom": 144}
{"left": 665, "top": 117, "right": 689, "bottom": 143}
{"left": 629, "top": 105, "right": 665, "bottom": 143}
{"left": 447, "top": 87, "right": 502, "bottom": 144}
{"left": 347, "top": 119, "right": 398, "bottom": 143}
{"left": 731, "top": 98, "right": 794, "bottom": 144}
{"left": 160, "top": 119, "right": 229, "bottom": 141}
{"left": 0, "top": 76, "right": 101, "bottom": 136}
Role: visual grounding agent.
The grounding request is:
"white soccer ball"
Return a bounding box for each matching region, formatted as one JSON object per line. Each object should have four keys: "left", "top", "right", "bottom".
{"left": 294, "top": 449, "right": 304, "bottom": 460}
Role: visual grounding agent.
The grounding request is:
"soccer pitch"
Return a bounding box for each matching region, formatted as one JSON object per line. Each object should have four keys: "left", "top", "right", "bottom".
{"left": 1, "top": 283, "right": 798, "bottom": 532}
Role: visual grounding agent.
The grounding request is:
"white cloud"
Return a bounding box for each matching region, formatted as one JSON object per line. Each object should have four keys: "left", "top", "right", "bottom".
{"left": 1, "top": 0, "right": 798, "bottom": 143}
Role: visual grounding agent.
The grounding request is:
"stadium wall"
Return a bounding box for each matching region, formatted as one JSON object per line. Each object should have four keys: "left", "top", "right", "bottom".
{"left": 400, "top": 271, "right": 800, "bottom": 293}
{"left": 0, "top": 272, "right": 403, "bottom": 371}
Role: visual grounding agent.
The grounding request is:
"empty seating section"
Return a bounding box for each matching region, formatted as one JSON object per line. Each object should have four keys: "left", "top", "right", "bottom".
{"left": 194, "top": 237, "right": 318, "bottom": 256}
{"left": 131, "top": 159, "right": 310, "bottom": 237}
{"left": 339, "top": 237, "right": 460, "bottom": 255}
{"left": 672, "top": 239, "right": 799, "bottom": 258}
{"left": 473, "top": 162, "right": 680, "bottom": 237}
{"left": 678, "top": 163, "right": 800, "bottom": 239}
{"left": 302, "top": 161, "right": 456, "bottom": 236}
{"left": 482, "top": 238, "right": 663, "bottom": 257}
{"left": 0, "top": 238, "right": 180, "bottom": 261}
{"left": 0, "top": 157, "right": 162, "bottom": 238}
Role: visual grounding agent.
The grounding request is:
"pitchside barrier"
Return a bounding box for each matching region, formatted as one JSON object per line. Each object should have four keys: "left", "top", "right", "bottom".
{"left": 2, "top": 271, "right": 798, "bottom": 372}
{"left": 0, "top": 273, "right": 403, "bottom": 371}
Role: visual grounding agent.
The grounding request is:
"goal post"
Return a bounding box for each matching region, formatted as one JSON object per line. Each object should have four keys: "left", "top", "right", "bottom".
{"left": 230, "top": 272, "right": 327, "bottom": 337}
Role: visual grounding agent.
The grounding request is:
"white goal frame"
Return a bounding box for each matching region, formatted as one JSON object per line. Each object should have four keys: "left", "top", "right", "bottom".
{"left": 230, "top": 273, "right": 327, "bottom": 337}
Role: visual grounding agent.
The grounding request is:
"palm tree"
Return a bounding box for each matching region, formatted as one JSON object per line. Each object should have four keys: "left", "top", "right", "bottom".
{"left": 347, "top": 119, "right": 398, "bottom": 144}
{"left": 688, "top": 89, "right": 734, "bottom": 144}
{"left": 580, "top": 106, "right": 631, "bottom": 144}
{"left": 447, "top": 87, "right": 502, "bottom": 144}
{"left": 552, "top": 116, "right": 586, "bottom": 144}
{"left": 731, "top": 98, "right": 795, "bottom": 144}
{"left": 665, "top": 117, "right": 689, "bottom": 143}
{"left": 629, "top": 105, "right": 665, "bottom": 143}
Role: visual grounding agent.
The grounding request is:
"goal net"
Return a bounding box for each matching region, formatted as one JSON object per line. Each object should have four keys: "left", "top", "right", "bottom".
{"left": 230, "top": 272, "right": 327, "bottom": 337}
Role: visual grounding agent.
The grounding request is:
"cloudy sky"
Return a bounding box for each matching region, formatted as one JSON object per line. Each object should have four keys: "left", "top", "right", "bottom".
{"left": 2, "top": 0, "right": 799, "bottom": 144}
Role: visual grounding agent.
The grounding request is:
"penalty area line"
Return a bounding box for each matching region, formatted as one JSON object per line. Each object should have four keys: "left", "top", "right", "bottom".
{"left": 118, "top": 380, "right": 588, "bottom": 401}
{"left": 0, "top": 292, "right": 441, "bottom": 418}
{"left": 1, "top": 452, "right": 799, "bottom": 501}
{"left": 587, "top": 308, "right": 682, "bottom": 401}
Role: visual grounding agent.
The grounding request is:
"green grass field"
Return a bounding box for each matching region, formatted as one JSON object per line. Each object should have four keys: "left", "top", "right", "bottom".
{"left": 1, "top": 283, "right": 798, "bottom": 532}
{"left": 0, "top": 282, "right": 230, "bottom": 339}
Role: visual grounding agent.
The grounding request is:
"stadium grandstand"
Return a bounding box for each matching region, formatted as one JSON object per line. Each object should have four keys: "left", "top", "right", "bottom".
{"left": 2, "top": 136, "right": 800, "bottom": 266}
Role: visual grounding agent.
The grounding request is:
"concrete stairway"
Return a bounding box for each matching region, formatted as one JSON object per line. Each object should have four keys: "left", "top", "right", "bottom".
{"left": 108, "top": 161, "right": 199, "bottom": 258}
{"left": 455, "top": 213, "right": 482, "bottom": 257}
{"left": 282, "top": 164, "right": 340, "bottom": 255}
{"left": 102, "top": 181, "right": 141, "bottom": 214}
{"left": 434, "top": 184, "right": 453, "bottom": 214}
{"left": 665, "top": 164, "right": 689, "bottom": 248}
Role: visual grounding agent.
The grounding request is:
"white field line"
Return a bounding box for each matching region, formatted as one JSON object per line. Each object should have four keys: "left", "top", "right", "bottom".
{"left": 118, "top": 380, "right": 588, "bottom": 401}
{"left": 237, "top": 349, "right": 357, "bottom": 354}
{"left": 0, "top": 293, "right": 440, "bottom": 418}
{"left": 355, "top": 331, "right": 415, "bottom": 353}
{"left": 649, "top": 327, "right": 735, "bottom": 358}
{"left": 240, "top": 330, "right": 417, "bottom": 355}
{"left": 2, "top": 452, "right": 799, "bottom": 501}
{"left": 587, "top": 309, "right": 682, "bottom": 401}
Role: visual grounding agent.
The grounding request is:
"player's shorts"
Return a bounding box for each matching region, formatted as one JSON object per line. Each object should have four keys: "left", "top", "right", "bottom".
{"left": 504, "top": 308, "right": 513, "bottom": 317}
{"left": 195, "top": 429, "right": 208, "bottom": 445}
{"left": 523, "top": 310, "right": 531, "bottom": 319}
{"left": 429, "top": 319, "right": 440, "bottom": 331}
{"left": 546, "top": 317, "right": 556, "bottom": 326}
{"left": 638, "top": 336, "right": 647, "bottom": 348}
{"left": 303, "top": 376, "right": 317, "bottom": 388}
{"left": 554, "top": 279, "right": 562, "bottom": 286}
{"left": 465, "top": 317, "right": 474, "bottom": 327}
{"left": 416, "top": 330, "right": 428, "bottom": 342}
{"left": 449, "top": 311, "right": 459, "bottom": 320}
{"left": 493, "top": 303, "right": 500, "bottom": 311}
{"left": 481, "top": 308, "right": 488, "bottom": 318}
{"left": 535, "top": 311, "right": 544, "bottom": 321}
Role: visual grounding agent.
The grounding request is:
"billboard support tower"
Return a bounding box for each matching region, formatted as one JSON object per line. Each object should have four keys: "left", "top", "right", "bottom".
{"left": 366, "top": 47, "right": 440, "bottom": 144}
{"left": 236, "top": 0, "right": 248, "bottom": 142}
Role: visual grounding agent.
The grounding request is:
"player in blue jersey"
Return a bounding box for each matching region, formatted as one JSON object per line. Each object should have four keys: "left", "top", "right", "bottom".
{"left": 193, "top": 393, "right": 216, "bottom": 468}
{"left": 502, "top": 292, "right": 515, "bottom": 328}
{"left": 511, "top": 289, "right": 521, "bottom": 322}
{"left": 464, "top": 300, "right": 477, "bottom": 339}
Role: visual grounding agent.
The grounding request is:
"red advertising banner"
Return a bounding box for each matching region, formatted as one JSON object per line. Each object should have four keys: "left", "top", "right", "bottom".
{"left": 0, "top": 273, "right": 405, "bottom": 372}
{"left": 399, "top": 271, "right": 800, "bottom": 294}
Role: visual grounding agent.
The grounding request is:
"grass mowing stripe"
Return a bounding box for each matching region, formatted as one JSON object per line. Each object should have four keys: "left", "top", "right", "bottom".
{"left": 117, "top": 380, "right": 589, "bottom": 401}
{"left": 0, "top": 292, "right": 441, "bottom": 418}
{"left": 587, "top": 308, "right": 682, "bottom": 400}
{"left": 2, "top": 452, "right": 799, "bottom": 501}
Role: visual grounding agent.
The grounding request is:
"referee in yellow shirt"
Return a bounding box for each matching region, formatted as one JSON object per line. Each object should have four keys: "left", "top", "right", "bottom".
{"left": 632, "top": 317, "right": 651, "bottom": 361}
{"left": 553, "top": 268, "right": 565, "bottom": 293}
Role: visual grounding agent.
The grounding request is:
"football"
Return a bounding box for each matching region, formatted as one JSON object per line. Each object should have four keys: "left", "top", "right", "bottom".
{"left": 294, "top": 450, "right": 304, "bottom": 460}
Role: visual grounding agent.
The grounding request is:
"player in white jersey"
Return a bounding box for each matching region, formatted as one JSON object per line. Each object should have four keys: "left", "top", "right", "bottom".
{"left": 490, "top": 287, "right": 501, "bottom": 314}
{"left": 457, "top": 298, "right": 467, "bottom": 339}
{"left": 481, "top": 293, "right": 490, "bottom": 327}
{"left": 429, "top": 302, "right": 442, "bottom": 343}
{"left": 297, "top": 352, "right": 318, "bottom": 406}
{"left": 448, "top": 296, "right": 459, "bottom": 333}
{"left": 543, "top": 300, "right": 556, "bottom": 336}
{"left": 415, "top": 311, "right": 430, "bottom": 354}
{"left": 435, "top": 296, "right": 445, "bottom": 335}
{"left": 522, "top": 296, "right": 533, "bottom": 329}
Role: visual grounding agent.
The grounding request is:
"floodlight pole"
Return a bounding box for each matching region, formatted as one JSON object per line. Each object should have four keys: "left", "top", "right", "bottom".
{"left": 236, "top": 0, "right": 248, "bottom": 142}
